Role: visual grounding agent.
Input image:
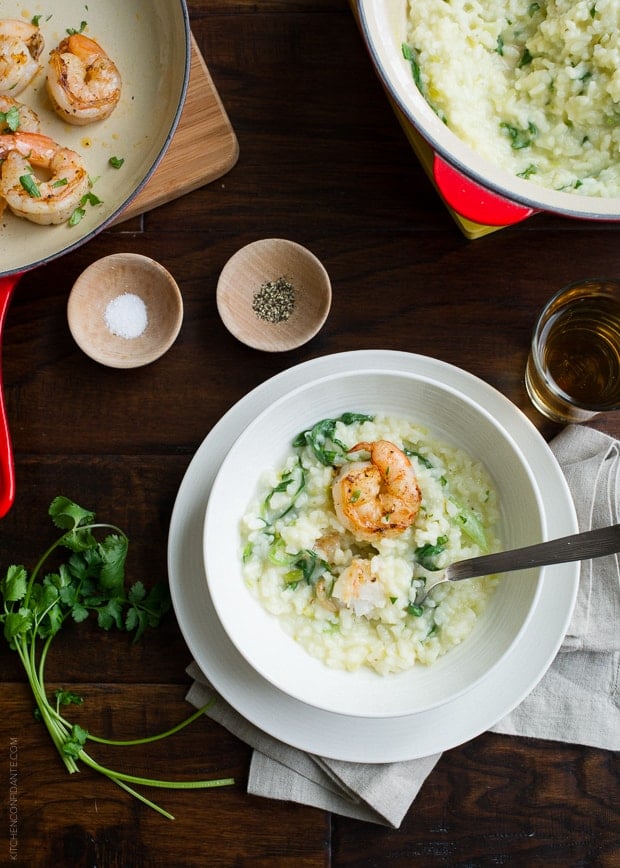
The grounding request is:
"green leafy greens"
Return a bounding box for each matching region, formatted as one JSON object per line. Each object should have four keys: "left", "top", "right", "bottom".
{"left": 0, "top": 105, "right": 20, "bottom": 132}
{"left": 69, "top": 190, "right": 102, "bottom": 227}
{"left": 414, "top": 536, "right": 449, "bottom": 571}
{"left": 293, "top": 412, "right": 374, "bottom": 466}
{"left": 1, "top": 497, "right": 233, "bottom": 819}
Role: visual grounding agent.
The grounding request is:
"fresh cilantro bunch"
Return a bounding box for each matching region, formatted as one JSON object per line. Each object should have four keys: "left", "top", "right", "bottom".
{"left": 1, "top": 497, "right": 233, "bottom": 819}
{"left": 4, "top": 497, "right": 168, "bottom": 644}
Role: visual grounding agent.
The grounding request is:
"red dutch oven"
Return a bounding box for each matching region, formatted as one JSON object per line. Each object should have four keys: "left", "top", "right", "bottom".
{"left": 356, "top": 0, "right": 620, "bottom": 226}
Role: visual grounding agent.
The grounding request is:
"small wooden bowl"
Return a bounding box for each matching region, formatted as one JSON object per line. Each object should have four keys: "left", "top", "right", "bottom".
{"left": 67, "top": 253, "right": 183, "bottom": 368}
{"left": 216, "top": 239, "right": 332, "bottom": 351}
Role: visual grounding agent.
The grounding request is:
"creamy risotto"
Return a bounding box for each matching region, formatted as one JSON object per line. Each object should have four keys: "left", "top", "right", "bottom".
{"left": 404, "top": 0, "right": 620, "bottom": 197}
{"left": 240, "top": 413, "right": 501, "bottom": 675}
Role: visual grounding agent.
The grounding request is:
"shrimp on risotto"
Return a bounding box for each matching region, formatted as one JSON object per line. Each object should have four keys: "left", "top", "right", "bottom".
{"left": 331, "top": 557, "right": 386, "bottom": 617}
{"left": 332, "top": 440, "right": 421, "bottom": 542}
{"left": 46, "top": 34, "right": 122, "bottom": 125}
{"left": 0, "top": 19, "right": 44, "bottom": 96}
{"left": 0, "top": 132, "right": 90, "bottom": 225}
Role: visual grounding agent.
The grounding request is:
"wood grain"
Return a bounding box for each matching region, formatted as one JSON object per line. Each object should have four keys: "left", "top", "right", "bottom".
{"left": 0, "top": 1, "right": 618, "bottom": 866}
{"left": 114, "top": 34, "right": 239, "bottom": 224}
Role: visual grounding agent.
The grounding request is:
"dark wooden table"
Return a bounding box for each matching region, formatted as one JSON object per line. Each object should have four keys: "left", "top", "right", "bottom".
{"left": 2, "top": 1, "right": 619, "bottom": 865}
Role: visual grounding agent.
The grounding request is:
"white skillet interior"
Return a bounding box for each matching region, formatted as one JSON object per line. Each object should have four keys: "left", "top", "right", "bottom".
{"left": 0, "top": 0, "right": 189, "bottom": 275}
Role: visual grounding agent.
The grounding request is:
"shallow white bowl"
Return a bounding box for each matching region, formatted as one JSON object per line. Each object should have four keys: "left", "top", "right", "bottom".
{"left": 203, "top": 368, "right": 546, "bottom": 718}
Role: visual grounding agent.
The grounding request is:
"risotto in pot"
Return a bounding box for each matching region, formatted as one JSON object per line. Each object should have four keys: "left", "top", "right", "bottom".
{"left": 240, "top": 413, "right": 501, "bottom": 675}
{"left": 404, "top": 0, "right": 620, "bottom": 197}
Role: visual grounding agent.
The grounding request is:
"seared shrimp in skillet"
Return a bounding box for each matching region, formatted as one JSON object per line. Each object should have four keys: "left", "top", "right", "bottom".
{"left": 0, "top": 132, "right": 89, "bottom": 225}
{"left": 0, "top": 95, "right": 40, "bottom": 133}
{"left": 47, "top": 34, "right": 122, "bottom": 125}
{"left": 0, "top": 19, "right": 44, "bottom": 96}
{"left": 332, "top": 440, "right": 421, "bottom": 543}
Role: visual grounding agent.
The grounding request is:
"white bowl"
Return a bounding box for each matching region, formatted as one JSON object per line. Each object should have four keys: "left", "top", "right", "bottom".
{"left": 203, "top": 368, "right": 546, "bottom": 718}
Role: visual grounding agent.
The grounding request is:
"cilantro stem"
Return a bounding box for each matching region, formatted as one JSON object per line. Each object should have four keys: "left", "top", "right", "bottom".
{"left": 1, "top": 498, "right": 235, "bottom": 819}
{"left": 79, "top": 749, "right": 235, "bottom": 790}
{"left": 13, "top": 635, "right": 78, "bottom": 774}
{"left": 104, "top": 775, "right": 176, "bottom": 820}
{"left": 85, "top": 700, "right": 216, "bottom": 746}
{"left": 75, "top": 746, "right": 234, "bottom": 821}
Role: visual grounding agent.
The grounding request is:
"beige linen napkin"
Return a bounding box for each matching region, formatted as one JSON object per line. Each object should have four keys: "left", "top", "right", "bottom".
{"left": 186, "top": 425, "right": 620, "bottom": 828}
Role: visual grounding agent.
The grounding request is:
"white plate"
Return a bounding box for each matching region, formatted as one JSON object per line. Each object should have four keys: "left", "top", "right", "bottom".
{"left": 168, "top": 351, "right": 578, "bottom": 762}
{"left": 204, "top": 368, "right": 546, "bottom": 718}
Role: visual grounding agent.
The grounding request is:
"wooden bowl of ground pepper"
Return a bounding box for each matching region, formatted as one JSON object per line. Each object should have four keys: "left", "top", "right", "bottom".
{"left": 216, "top": 238, "right": 332, "bottom": 351}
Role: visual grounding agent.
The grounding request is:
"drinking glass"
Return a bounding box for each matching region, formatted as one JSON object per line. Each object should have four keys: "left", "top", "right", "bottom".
{"left": 525, "top": 278, "right": 620, "bottom": 424}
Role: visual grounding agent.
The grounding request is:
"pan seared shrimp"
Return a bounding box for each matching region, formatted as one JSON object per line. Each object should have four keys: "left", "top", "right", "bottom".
{"left": 332, "top": 440, "right": 421, "bottom": 542}
{"left": 0, "top": 133, "right": 89, "bottom": 225}
{"left": 46, "top": 34, "right": 122, "bottom": 125}
{"left": 0, "top": 19, "right": 44, "bottom": 96}
{"left": 332, "top": 558, "right": 386, "bottom": 617}
{"left": 0, "top": 96, "right": 40, "bottom": 133}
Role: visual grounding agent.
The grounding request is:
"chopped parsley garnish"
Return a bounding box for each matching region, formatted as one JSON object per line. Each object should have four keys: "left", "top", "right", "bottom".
{"left": 19, "top": 173, "right": 41, "bottom": 198}
{"left": 415, "top": 536, "right": 449, "bottom": 571}
{"left": 0, "top": 106, "right": 20, "bottom": 132}
{"left": 69, "top": 191, "right": 103, "bottom": 226}
{"left": 500, "top": 121, "right": 538, "bottom": 149}
{"left": 67, "top": 21, "right": 88, "bottom": 35}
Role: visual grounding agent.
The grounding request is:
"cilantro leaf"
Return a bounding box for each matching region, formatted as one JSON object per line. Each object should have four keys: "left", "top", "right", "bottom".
{"left": 3, "top": 608, "right": 33, "bottom": 643}
{"left": 50, "top": 496, "right": 95, "bottom": 532}
{"left": 71, "top": 604, "right": 89, "bottom": 623}
{"left": 63, "top": 723, "right": 89, "bottom": 757}
{"left": 98, "top": 534, "right": 128, "bottom": 590}
{"left": 96, "top": 598, "right": 124, "bottom": 631}
{"left": 1, "top": 496, "right": 230, "bottom": 817}
{"left": 128, "top": 581, "right": 146, "bottom": 603}
{"left": 54, "top": 689, "right": 84, "bottom": 708}
{"left": 2, "top": 565, "right": 28, "bottom": 603}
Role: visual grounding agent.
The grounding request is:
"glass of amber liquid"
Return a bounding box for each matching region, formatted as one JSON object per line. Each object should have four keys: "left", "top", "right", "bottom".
{"left": 525, "top": 278, "right": 620, "bottom": 424}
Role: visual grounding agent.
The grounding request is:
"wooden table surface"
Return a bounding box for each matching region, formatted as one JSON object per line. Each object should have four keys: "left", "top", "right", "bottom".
{"left": 2, "top": 1, "right": 619, "bottom": 865}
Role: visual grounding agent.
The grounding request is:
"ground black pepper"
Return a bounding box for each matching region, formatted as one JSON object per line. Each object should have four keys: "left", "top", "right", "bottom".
{"left": 252, "top": 276, "right": 296, "bottom": 323}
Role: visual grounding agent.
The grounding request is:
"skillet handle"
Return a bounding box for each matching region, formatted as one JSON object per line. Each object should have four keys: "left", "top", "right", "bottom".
{"left": 0, "top": 274, "right": 21, "bottom": 519}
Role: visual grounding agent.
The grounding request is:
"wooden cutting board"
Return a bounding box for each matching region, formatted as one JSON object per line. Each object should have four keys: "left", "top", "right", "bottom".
{"left": 115, "top": 34, "right": 239, "bottom": 223}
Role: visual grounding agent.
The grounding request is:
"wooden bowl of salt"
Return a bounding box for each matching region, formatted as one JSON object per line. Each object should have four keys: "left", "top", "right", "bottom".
{"left": 67, "top": 253, "right": 183, "bottom": 368}
{"left": 216, "top": 239, "right": 332, "bottom": 351}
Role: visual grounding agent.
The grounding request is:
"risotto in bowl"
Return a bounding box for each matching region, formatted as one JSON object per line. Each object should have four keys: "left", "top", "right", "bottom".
{"left": 203, "top": 369, "right": 546, "bottom": 718}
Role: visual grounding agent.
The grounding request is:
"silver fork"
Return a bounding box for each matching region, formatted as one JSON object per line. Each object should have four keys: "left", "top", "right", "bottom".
{"left": 415, "top": 523, "right": 620, "bottom": 605}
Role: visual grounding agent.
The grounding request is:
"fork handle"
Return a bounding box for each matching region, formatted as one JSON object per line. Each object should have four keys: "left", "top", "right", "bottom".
{"left": 446, "top": 524, "right": 620, "bottom": 583}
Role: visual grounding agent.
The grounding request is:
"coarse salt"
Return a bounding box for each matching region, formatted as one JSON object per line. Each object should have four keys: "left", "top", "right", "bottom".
{"left": 104, "top": 292, "right": 148, "bottom": 339}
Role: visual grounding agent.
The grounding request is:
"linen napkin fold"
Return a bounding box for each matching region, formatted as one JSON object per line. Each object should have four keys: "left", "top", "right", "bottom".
{"left": 186, "top": 660, "right": 440, "bottom": 826}
{"left": 186, "top": 425, "right": 620, "bottom": 828}
{"left": 490, "top": 425, "right": 619, "bottom": 746}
